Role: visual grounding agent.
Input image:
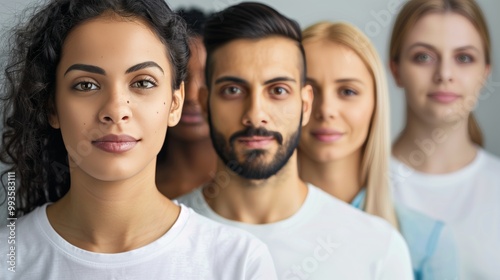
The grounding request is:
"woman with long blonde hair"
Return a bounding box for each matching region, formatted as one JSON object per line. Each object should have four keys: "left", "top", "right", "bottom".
{"left": 389, "top": 0, "right": 500, "bottom": 278}
{"left": 298, "top": 21, "right": 457, "bottom": 279}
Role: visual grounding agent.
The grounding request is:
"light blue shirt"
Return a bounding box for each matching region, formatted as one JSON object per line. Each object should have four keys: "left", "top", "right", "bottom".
{"left": 352, "top": 189, "right": 459, "bottom": 280}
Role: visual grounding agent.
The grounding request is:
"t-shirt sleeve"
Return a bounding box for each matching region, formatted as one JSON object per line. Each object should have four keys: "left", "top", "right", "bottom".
{"left": 378, "top": 231, "right": 414, "bottom": 280}
{"left": 244, "top": 241, "right": 278, "bottom": 280}
{"left": 421, "top": 224, "right": 459, "bottom": 279}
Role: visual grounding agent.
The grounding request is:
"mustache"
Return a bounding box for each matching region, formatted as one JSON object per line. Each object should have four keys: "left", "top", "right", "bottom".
{"left": 229, "top": 126, "right": 283, "bottom": 146}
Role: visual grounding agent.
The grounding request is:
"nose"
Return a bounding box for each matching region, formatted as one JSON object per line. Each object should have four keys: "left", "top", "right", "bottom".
{"left": 433, "top": 58, "right": 454, "bottom": 84}
{"left": 314, "top": 86, "right": 337, "bottom": 121}
{"left": 241, "top": 89, "right": 269, "bottom": 127}
{"left": 98, "top": 86, "right": 132, "bottom": 124}
{"left": 185, "top": 76, "right": 202, "bottom": 103}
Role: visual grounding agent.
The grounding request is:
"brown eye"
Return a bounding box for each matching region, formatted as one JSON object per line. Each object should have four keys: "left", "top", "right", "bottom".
{"left": 131, "top": 80, "right": 156, "bottom": 89}
{"left": 222, "top": 86, "right": 242, "bottom": 96}
{"left": 73, "top": 81, "right": 99, "bottom": 91}
{"left": 270, "top": 86, "right": 289, "bottom": 96}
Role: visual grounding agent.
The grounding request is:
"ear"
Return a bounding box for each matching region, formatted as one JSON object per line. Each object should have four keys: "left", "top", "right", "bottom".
{"left": 48, "top": 103, "right": 60, "bottom": 129}
{"left": 300, "top": 84, "right": 314, "bottom": 127}
{"left": 484, "top": 64, "right": 491, "bottom": 80}
{"left": 198, "top": 85, "right": 209, "bottom": 119}
{"left": 390, "top": 60, "right": 403, "bottom": 87}
{"left": 168, "top": 82, "right": 185, "bottom": 127}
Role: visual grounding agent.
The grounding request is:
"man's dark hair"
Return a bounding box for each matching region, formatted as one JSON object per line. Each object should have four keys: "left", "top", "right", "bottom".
{"left": 178, "top": 7, "right": 209, "bottom": 37}
{"left": 203, "top": 2, "right": 306, "bottom": 88}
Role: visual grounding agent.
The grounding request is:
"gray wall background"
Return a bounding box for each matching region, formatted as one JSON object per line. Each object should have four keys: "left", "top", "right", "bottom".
{"left": 1, "top": 0, "right": 499, "bottom": 157}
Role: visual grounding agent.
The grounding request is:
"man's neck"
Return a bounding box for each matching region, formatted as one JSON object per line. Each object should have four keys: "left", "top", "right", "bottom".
{"left": 204, "top": 152, "right": 308, "bottom": 224}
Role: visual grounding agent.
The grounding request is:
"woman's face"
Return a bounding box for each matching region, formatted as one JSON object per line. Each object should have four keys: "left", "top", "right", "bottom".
{"left": 391, "top": 12, "right": 490, "bottom": 125}
{"left": 51, "top": 15, "right": 183, "bottom": 182}
{"left": 300, "top": 40, "right": 374, "bottom": 163}
{"left": 168, "top": 36, "right": 210, "bottom": 142}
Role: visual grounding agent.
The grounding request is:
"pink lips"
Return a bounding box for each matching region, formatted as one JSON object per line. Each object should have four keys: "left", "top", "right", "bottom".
{"left": 428, "top": 91, "right": 461, "bottom": 104}
{"left": 311, "top": 129, "right": 344, "bottom": 143}
{"left": 237, "top": 136, "right": 275, "bottom": 149}
{"left": 180, "top": 106, "right": 204, "bottom": 124}
{"left": 92, "top": 134, "right": 139, "bottom": 153}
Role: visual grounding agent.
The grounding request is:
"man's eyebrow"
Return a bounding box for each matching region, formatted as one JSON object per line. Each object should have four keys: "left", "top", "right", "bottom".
{"left": 64, "top": 64, "right": 106, "bottom": 76}
{"left": 214, "top": 76, "right": 248, "bottom": 85}
{"left": 125, "top": 61, "right": 164, "bottom": 74}
{"left": 263, "top": 77, "right": 296, "bottom": 85}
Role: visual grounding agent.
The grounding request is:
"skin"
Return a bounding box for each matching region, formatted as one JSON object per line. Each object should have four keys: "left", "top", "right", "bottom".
{"left": 47, "top": 14, "right": 184, "bottom": 253}
{"left": 391, "top": 13, "right": 491, "bottom": 173}
{"left": 298, "top": 40, "right": 375, "bottom": 203}
{"left": 156, "top": 36, "right": 216, "bottom": 198}
{"left": 199, "top": 36, "right": 313, "bottom": 224}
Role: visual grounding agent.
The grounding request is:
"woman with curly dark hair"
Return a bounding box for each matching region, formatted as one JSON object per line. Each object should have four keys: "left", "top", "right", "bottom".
{"left": 0, "top": 0, "right": 276, "bottom": 279}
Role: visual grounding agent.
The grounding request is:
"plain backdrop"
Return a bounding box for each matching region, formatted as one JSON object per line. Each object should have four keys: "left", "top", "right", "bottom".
{"left": 0, "top": 0, "right": 499, "bottom": 159}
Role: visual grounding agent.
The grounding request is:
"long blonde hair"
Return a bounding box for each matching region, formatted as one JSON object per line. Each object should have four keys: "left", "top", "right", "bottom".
{"left": 303, "top": 22, "right": 399, "bottom": 228}
{"left": 390, "top": 0, "right": 491, "bottom": 147}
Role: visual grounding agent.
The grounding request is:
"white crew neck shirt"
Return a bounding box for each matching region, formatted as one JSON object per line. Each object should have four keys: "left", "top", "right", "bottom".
{"left": 1, "top": 204, "right": 277, "bottom": 279}
{"left": 391, "top": 148, "right": 500, "bottom": 279}
{"left": 177, "top": 184, "right": 413, "bottom": 280}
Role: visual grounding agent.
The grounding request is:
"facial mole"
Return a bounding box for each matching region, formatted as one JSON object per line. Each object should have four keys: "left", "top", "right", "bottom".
{"left": 127, "top": 100, "right": 130, "bottom": 104}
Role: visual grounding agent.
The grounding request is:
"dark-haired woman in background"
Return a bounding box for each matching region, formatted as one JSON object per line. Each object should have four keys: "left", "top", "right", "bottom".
{"left": 156, "top": 8, "right": 217, "bottom": 199}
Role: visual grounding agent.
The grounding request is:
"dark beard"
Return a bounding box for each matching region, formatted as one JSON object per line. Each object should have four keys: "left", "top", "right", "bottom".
{"left": 208, "top": 107, "right": 302, "bottom": 180}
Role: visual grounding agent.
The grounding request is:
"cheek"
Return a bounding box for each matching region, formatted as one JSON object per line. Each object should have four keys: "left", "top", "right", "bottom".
{"left": 347, "top": 102, "right": 373, "bottom": 139}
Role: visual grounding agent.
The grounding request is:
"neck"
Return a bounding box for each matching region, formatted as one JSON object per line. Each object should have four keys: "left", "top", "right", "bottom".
{"left": 204, "top": 152, "right": 308, "bottom": 224}
{"left": 47, "top": 160, "right": 179, "bottom": 253}
{"left": 298, "top": 149, "right": 362, "bottom": 203}
{"left": 393, "top": 110, "right": 477, "bottom": 173}
{"left": 156, "top": 136, "right": 216, "bottom": 198}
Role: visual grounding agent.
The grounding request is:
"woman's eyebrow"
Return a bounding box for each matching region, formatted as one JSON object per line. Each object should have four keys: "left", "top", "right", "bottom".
{"left": 64, "top": 64, "right": 105, "bottom": 76}
{"left": 126, "top": 61, "right": 164, "bottom": 74}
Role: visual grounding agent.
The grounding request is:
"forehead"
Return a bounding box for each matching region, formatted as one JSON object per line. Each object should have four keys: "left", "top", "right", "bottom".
{"left": 211, "top": 37, "right": 302, "bottom": 83}
{"left": 403, "top": 12, "right": 484, "bottom": 51}
{"left": 59, "top": 15, "right": 170, "bottom": 72}
{"left": 305, "top": 40, "right": 370, "bottom": 80}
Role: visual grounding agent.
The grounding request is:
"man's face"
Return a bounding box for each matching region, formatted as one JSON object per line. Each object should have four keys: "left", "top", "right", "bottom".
{"left": 206, "top": 37, "right": 312, "bottom": 180}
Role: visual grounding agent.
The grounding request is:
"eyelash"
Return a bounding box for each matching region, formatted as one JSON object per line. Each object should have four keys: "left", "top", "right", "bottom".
{"left": 340, "top": 88, "right": 357, "bottom": 96}
{"left": 72, "top": 80, "right": 100, "bottom": 91}
{"left": 270, "top": 86, "right": 290, "bottom": 98}
{"left": 413, "top": 52, "right": 434, "bottom": 64}
{"left": 413, "top": 52, "right": 475, "bottom": 64}
{"left": 456, "top": 54, "right": 474, "bottom": 63}
{"left": 220, "top": 86, "right": 243, "bottom": 98}
{"left": 131, "top": 77, "right": 158, "bottom": 89}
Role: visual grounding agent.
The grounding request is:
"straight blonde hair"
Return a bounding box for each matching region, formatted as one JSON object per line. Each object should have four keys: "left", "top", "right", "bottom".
{"left": 303, "top": 22, "right": 399, "bottom": 228}
{"left": 390, "top": 0, "right": 491, "bottom": 147}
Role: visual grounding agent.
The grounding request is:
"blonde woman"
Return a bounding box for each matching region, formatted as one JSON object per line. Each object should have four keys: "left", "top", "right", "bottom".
{"left": 298, "top": 21, "right": 457, "bottom": 279}
{"left": 389, "top": 0, "right": 500, "bottom": 278}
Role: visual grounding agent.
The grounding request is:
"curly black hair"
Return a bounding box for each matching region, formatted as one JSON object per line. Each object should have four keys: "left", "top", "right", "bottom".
{"left": 0, "top": 0, "right": 190, "bottom": 217}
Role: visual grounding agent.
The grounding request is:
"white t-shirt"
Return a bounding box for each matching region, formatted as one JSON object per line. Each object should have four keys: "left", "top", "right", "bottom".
{"left": 391, "top": 148, "right": 500, "bottom": 279}
{"left": 177, "top": 184, "right": 413, "bottom": 280}
{"left": 1, "top": 204, "right": 277, "bottom": 279}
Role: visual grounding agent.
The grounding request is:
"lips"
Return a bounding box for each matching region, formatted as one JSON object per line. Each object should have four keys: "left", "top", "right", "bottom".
{"left": 310, "top": 129, "right": 344, "bottom": 143}
{"left": 92, "top": 134, "right": 139, "bottom": 153}
{"left": 428, "top": 91, "right": 461, "bottom": 104}
{"left": 180, "top": 106, "right": 204, "bottom": 124}
{"left": 237, "top": 136, "right": 275, "bottom": 149}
